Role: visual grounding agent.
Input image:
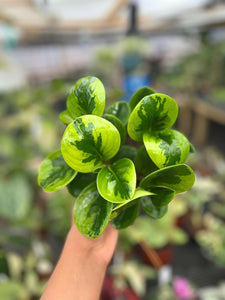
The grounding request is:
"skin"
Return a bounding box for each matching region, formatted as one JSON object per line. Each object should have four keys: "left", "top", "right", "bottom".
{"left": 40, "top": 222, "right": 118, "bottom": 300}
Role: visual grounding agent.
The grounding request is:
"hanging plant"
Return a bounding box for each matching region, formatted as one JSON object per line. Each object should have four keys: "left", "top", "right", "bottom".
{"left": 38, "top": 75, "right": 195, "bottom": 238}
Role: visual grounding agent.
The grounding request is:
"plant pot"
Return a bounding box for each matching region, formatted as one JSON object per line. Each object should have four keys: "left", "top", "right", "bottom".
{"left": 100, "top": 274, "right": 141, "bottom": 300}
{"left": 136, "top": 242, "right": 174, "bottom": 269}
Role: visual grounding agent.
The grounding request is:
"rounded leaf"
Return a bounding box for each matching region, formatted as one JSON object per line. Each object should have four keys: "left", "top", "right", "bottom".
{"left": 149, "top": 187, "right": 175, "bottom": 208}
{"left": 102, "top": 114, "right": 126, "bottom": 145}
{"left": 141, "top": 196, "right": 168, "bottom": 219}
{"left": 140, "top": 164, "right": 195, "bottom": 194}
{"left": 59, "top": 110, "right": 74, "bottom": 125}
{"left": 128, "top": 93, "right": 178, "bottom": 142}
{"left": 67, "top": 172, "right": 97, "bottom": 197}
{"left": 106, "top": 101, "right": 131, "bottom": 125}
{"left": 97, "top": 158, "right": 136, "bottom": 203}
{"left": 111, "top": 145, "right": 137, "bottom": 164}
{"left": 135, "top": 145, "right": 158, "bottom": 175}
{"left": 67, "top": 76, "right": 105, "bottom": 118}
{"left": 129, "top": 86, "right": 155, "bottom": 110}
{"left": 143, "top": 129, "right": 190, "bottom": 168}
{"left": 74, "top": 182, "right": 113, "bottom": 238}
{"left": 38, "top": 149, "right": 77, "bottom": 192}
{"left": 111, "top": 202, "right": 140, "bottom": 229}
{"left": 61, "top": 115, "right": 121, "bottom": 173}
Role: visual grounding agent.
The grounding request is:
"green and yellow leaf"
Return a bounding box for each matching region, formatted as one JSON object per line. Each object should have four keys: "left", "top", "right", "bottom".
{"left": 128, "top": 93, "right": 178, "bottom": 142}
{"left": 73, "top": 182, "right": 113, "bottom": 238}
{"left": 61, "top": 115, "right": 121, "bottom": 173}
{"left": 67, "top": 76, "right": 105, "bottom": 118}
{"left": 59, "top": 110, "right": 74, "bottom": 125}
{"left": 112, "top": 187, "right": 153, "bottom": 211}
{"left": 97, "top": 158, "right": 136, "bottom": 203}
{"left": 38, "top": 149, "right": 77, "bottom": 192}
{"left": 140, "top": 164, "right": 195, "bottom": 194}
{"left": 129, "top": 86, "right": 155, "bottom": 110}
{"left": 143, "top": 129, "right": 190, "bottom": 168}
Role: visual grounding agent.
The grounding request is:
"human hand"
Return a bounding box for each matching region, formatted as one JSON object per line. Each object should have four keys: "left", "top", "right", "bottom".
{"left": 41, "top": 221, "right": 118, "bottom": 300}
{"left": 69, "top": 221, "right": 119, "bottom": 267}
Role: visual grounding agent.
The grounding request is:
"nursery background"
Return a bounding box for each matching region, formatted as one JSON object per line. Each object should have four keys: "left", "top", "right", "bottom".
{"left": 0, "top": 0, "right": 225, "bottom": 299}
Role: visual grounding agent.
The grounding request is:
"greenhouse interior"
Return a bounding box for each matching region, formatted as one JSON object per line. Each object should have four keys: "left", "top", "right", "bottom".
{"left": 0, "top": 0, "right": 225, "bottom": 299}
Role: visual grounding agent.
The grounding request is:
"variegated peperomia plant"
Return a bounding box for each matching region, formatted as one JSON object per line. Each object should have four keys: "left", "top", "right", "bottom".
{"left": 38, "top": 76, "right": 195, "bottom": 238}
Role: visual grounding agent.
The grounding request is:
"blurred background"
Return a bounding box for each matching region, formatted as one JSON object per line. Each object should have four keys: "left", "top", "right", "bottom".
{"left": 0, "top": 0, "right": 225, "bottom": 299}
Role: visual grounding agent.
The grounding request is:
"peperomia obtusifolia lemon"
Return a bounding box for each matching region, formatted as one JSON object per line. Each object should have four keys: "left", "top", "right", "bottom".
{"left": 38, "top": 76, "right": 195, "bottom": 238}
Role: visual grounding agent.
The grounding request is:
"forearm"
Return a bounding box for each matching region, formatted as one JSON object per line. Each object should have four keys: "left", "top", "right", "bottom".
{"left": 41, "top": 226, "right": 108, "bottom": 300}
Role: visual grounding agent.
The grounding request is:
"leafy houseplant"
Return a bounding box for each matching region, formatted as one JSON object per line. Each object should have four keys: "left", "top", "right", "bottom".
{"left": 38, "top": 76, "right": 195, "bottom": 238}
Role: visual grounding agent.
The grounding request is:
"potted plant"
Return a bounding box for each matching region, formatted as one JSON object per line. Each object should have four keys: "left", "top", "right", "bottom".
{"left": 117, "top": 198, "right": 189, "bottom": 269}
{"left": 37, "top": 76, "right": 195, "bottom": 239}
{"left": 175, "top": 146, "right": 225, "bottom": 236}
{"left": 195, "top": 213, "right": 225, "bottom": 267}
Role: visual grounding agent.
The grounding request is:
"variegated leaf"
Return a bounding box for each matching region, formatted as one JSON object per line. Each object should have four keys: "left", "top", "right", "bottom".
{"left": 73, "top": 182, "right": 113, "bottom": 238}
{"left": 112, "top": 187, "right": 153, "bottom": 211}
{"left": 97, "top": 158, "right": 136, "bottom": 203}
{"left": 61, "top": 115, "right": 121, "bottom": 173}
{"left": 38, "top": 149, "right": 77, "bottom": 192}
{"left": 143, "top": 129, "right": 190, "bottom": 168}
{"left": 140, "top": 164, "right": 195, "bottom": 194}
{"left": 129, "top": 86, "right": 155, "bottom": 110}
{"left": 128, "top": 93, "right": 178, "bottom": 142}
{"left": 67, "top": 76, "right": 105, "bottom": 118}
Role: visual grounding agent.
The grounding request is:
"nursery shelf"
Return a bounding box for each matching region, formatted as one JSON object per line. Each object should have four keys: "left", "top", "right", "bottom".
{"left": 177, "top": 97, "right": 225, "bottom": 147}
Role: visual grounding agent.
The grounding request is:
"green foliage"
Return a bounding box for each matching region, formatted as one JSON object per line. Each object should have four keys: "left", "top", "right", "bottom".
{"left": 61, "top": 115, "right": 120, "bottom": 172}
{"left": 74, "top": 182, "right": 113, "bottom": 238}
{"left": 0, "top": 78, "right": 75, "bottom": 299}
{"left": 38, "top": 149, "right": 77, "bottom": 192}
{"left": 143, "top": 129, "right": 190, "bottom": 168}
{"left": 97, "top": 158, "right": 136, "bottom": 203}
{"left": 0, "top": 174, "right": 32, "bottom": 221}
{"left": 128, "top": 94, "right": 178, "bottom": 142}
{"left": 120, "top": 205, "right": 189, "bottom": 250}
{"left": 141, "top": 197, "right": 168, "bottom": 219}
{"left": 111, "top": 202, "right": 140, "bottom": 230}
{"left": 66, "top": 76, "right": 105, "bottom": 118}
{"left": 129, "top": 86, "right": 155, "bottom": 111}
{"left": 38, "top": 75, "right": 195, "bottom": 238}
{"left": 140, "top": 164, "right": 195, "bottom": 194}
{"left": 106, "top": 101, "right": 131, "bottom": 125}
{"left": 102, "top": 114, "right": 126, "bottom": 145}
{"left": 196, "top": 214, "right": 225, "bottom": 266}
